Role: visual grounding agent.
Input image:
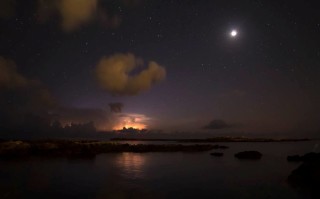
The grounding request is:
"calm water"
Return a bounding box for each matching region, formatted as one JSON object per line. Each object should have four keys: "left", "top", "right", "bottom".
{"left": 0, "top": 141, "right": 319, "bottom": 199}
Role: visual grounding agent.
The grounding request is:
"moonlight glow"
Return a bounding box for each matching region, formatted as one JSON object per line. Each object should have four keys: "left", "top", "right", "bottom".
{"left": 230, "top": 30, "right": 238, "bottom": 37}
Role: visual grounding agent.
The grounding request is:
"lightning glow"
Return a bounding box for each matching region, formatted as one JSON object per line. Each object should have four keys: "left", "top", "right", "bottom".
{"left": 112, "top": 113, "right": 149, "bottom": 131}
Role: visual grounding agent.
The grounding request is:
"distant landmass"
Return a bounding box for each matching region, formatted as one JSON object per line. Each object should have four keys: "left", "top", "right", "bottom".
{"left": 110, "top": 137, "right": 311, "bottom": 143}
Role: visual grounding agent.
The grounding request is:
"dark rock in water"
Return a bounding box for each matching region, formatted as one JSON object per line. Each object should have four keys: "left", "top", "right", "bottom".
{"left": 287, "top": 152, "right": 320, "bottom": 162}
{"left": 210, "top": 152, "right": 224, "bottom": 157}
{"left": 234, "top": 151, "right": 262, "bottom": 160}
{"left": 301, "top": 152, "right": 320, "bottom": 162}
{"left": 288, "top": 153, "right": 320, "bottom": 197}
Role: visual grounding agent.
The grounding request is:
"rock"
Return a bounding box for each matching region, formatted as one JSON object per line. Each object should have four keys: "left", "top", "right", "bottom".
{"left": 0, "top": 141, "right": 31, "bottom": 157}
{"left": 288, "top": 153, "right": 320, "bottom": 197}
{"left": 234, "top": 151, "right": 262, "bottom": 160}
{"left": 210, "top": 152, "right": 224, "bottom": 157}
{"left": 301, "top": 152, "right": 320, "bottom": 162}
{"left": 0, "top": 140, "right": 218, "bottom": 158}
{"left": 287, "top": 152, "right": 320, "bottom": 162}
{"left": 287, "top": 155, "right": 302, "bottom": 162}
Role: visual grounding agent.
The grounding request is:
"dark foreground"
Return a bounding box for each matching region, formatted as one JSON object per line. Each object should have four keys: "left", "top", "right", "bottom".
{"left": 287, "top": 152, "right": 320, "bottom": 197}
{"left": 0, "top": 140, "right": 319, "bottom": 198}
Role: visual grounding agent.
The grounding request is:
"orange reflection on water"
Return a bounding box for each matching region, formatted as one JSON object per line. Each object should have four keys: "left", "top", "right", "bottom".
{"left": 116, "top": 153, "right": 146, "bottom": 179}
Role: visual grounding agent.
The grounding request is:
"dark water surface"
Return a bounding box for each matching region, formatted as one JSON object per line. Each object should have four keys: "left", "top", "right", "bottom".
{"left": 0, "top": 141, "right": 319, "bottom": 199}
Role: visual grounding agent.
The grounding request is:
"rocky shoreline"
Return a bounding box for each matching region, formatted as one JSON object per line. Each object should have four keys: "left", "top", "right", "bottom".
{"left": 0, "top": 140, "right": 219, "bottom": 158}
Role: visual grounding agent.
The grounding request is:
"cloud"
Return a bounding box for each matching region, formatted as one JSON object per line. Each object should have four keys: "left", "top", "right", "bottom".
{"left": 58, "top": 0, "right": 97, "bottom": 31}
{"left": 109, "top": 102, "right": 123, "bottom": 113}
{"left": 0, "top": 56, "right": 152, "bottom": 134}
{"left": 37, "top": 0, "right": 98, "bottom": 32}
{"left": 0, "top": 57, "right": 56, "bottom": 134}
{"left": 55, "top": 107, "right": 150, "bottom": 131}
{"left": 98, "top": 12, "right": 122, "bottom": 29}
{"left": 203, "top": 119, "right": 234, "bottom": 130}
{"left": 0, "top": 0, "right": 15, "bottom": 19}
{"left": 53, "top": 107, "right": 111, "bottom": 130}
{"left": 36, "top": 0, "right": 143, "bottom": 32}
{"left": 0, "top": 57, "right": 54, "bottom": 107}
{"left": 113, "top": 113, "right": 150, "bottom": 130}
{"left": 96, "top": 53, "right": 166, "bottom": 96}
{"left": 0, "top": 57, "right": 30, "bottom": 89}
{"left": 0, "top": 56, "right": 156, "bottom": 135}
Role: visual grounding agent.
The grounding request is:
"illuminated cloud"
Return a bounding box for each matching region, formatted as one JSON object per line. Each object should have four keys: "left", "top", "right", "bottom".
{"left": 58, "top": 0, "right": 97, "bottom": 31}
{"left": 56, "top": 107, "right": 151, "bottom": 131}
{"left": 113, "top": 113, "right": 150, "bottom": 130}
{"left": 36, "top": 0, "right": 142, "bottom": 32}
{"left": 37, "top": 0, "right": 98, "bottom": 32}
{"left": 96, "top": 53, "right": 166, "bottom": 96}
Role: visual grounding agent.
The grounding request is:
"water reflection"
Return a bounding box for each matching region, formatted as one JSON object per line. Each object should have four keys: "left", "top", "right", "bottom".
{"left": 116, "top": 153, "right": 146, "bottom": 179}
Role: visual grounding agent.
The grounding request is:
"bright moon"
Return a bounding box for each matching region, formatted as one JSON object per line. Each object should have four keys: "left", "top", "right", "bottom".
{"left": 230, "top": 30, "right": 238, "bottom": 37}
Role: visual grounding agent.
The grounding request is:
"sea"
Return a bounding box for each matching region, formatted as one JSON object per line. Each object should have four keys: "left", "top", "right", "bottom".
{"left": 0, "top": 141, "right": 319, "bottom": 199}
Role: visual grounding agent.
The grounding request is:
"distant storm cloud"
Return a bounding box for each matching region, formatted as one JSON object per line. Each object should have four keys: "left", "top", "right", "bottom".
{"left": 54, "top": 107, "right": 112, "bottom": 130}
{"left": 96, "top": 53, "right": 166, "bottom": 96}
{"left": 113, "top": 113, "right": 150, "bottom": 130}
{"left": 109, "top": 102, "right": 123, "bottom": 113}
{"left": 203, "top": 119, "right": 234, "bottom": 130}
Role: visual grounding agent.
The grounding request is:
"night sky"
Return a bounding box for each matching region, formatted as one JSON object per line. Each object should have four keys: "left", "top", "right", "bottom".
{"left": 1, "top": 0, "right": 320, "bottom": 137}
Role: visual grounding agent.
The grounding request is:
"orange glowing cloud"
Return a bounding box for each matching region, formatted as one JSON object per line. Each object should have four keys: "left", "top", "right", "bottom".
{"left": 112, "top": 113, "right": 150, "bottom": 130}
{"left": 96, "top": 53, "right": 166, "bottom": 96}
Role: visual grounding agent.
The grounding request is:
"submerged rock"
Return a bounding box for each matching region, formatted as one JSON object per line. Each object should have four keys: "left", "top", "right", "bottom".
{"left": 210, "top": 152, "right": 224, "bottom": 157}
{"left": 234, "top": 151, "right": 262, "bottom": 160}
